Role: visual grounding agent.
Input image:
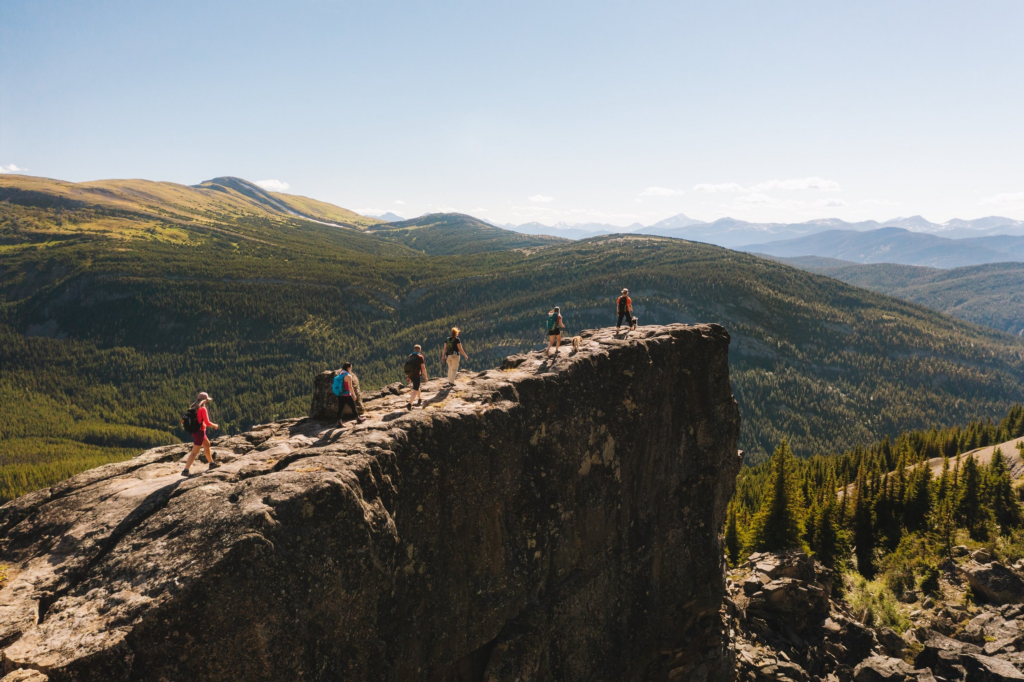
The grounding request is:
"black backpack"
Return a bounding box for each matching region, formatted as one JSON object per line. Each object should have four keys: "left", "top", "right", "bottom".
{"left": 445, "top": 336, "right": 460, "bottom": 355}
{"left": 403, "top": 353, "right": 421, "bottom": 377}
{"left": 181, "top": 408, "right": 201, "bottom": 433}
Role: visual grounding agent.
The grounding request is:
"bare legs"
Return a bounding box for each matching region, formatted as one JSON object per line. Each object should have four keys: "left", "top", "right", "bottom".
{"left": 182, "top": 437, "right": 215, "bottom": 474}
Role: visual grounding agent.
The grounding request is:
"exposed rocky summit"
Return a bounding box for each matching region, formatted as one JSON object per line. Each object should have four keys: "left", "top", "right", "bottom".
{"left": 0, "top": 324, "right": 742, "bottom": 681}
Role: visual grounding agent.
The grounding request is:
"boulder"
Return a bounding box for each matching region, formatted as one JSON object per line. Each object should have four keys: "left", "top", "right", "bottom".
{"left": 877, "top": 627, "right": 906, "bottom": 657}
{"left": 0, "top": 324, "right": 743, "bottom": 682}
{"left": 854, "top": 655, "right": 936, "bottom": 682}
{"left": 962, "top": 562, "right": 1024, "bottom": 605}
{"left": 974, "top": 549, "right": 995, "bottom": 564}
{"left": 0, "top": 671, "right": 49, "bottom": 682}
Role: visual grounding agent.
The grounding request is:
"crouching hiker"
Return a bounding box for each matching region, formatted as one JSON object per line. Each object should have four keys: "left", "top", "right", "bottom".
{"left": 333, "top": 362, "right": 366, "bottom": 426}
{"left": 404, "top": 344, "right": 427, "bottom": 408}
{"left": 181, "top": 392, "right": 219, "bottom": 476}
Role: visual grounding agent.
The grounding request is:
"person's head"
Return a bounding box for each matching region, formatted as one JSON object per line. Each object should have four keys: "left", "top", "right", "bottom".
{"left": 622, "top": 288, "right": 628, "bottom": 294}
{"left": 342, "top": 362, "right": 352, "bottom": 371}
{"left": 414, "top": 344, "right": 421, "bottom": 352}
{"left": 194, "top": 391, "right": 211, "bottom": 407}
{"left": 554, "top": 306, "right": 560, "bottom": 314}
{"left": 451, "top": 327, "right": 460, "bottom": 337}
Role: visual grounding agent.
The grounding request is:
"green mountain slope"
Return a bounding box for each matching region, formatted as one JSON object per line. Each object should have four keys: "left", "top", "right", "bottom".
{"left": 773, "top": 256, "right": 1024, "bottom": 336}
{"left": 369, "top": 213, "right": 567, "bottom": 254}
{"left": 4, "top": 175, "right": 1024, "bottom": 500}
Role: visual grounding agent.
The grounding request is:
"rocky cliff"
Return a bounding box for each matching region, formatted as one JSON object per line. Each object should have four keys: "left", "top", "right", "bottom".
{"left": 0, "top": 324, "right": 741, "bottom": 682}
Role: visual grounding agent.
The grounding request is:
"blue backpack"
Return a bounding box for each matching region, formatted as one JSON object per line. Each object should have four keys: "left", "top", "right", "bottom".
{"left": 332, "top": 371, "right": 350, "bottom": 396}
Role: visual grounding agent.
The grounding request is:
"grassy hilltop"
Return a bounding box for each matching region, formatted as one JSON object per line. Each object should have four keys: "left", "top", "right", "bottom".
{"left": 3, "top": 174, "right": 1024, "bottom": 500}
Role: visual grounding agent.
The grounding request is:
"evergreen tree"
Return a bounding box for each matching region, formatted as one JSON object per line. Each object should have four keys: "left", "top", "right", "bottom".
{"left": 956, "top": 454, "right": 990, "bottom": 540}
{"left": 903, "top": 460, "right": 933, "bottom": 532}
{"left": 814, "top": 495, "right": 849, "bottom": 570}
{"left": 852, "top": 467, "right": 876, "bottom": 578}
{"left": 724, "top": 502, "right": 742, "bottom": 566}
{"left": 749, "top": 440, "right": 807, "bottom": 552}
{"left": 987, "top": 447, "right": 1021, "bottom": 533}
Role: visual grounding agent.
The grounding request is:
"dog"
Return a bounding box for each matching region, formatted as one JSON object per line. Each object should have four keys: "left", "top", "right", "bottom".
{"left": 571, "top": 335, "right": 583, "bottom": 352}
{"left": 630, "top": 316, "right": 638, "bottom": 331}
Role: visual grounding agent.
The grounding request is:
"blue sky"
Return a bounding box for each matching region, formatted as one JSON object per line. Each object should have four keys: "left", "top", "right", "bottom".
{"left": 2, "top": 1, "right": 1023, "bottom": 226}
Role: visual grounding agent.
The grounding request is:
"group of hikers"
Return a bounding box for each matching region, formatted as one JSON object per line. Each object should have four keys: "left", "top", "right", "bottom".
{"left": 180, "top": 289, "right": 638, "bottom": 472}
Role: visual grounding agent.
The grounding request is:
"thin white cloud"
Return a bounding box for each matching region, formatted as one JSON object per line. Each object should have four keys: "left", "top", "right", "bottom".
{"left": 693, "top": 182, "right": 745, "bottom": 193}
{"left": 254, "top": 179, "right": 290, "bottom": 192}
{"left": 528, "top": 194, "right": 554, "bottom": 203}
{"left": 0, "top": 163, "right": 27, "bottom": 174}
{"left": 639, "top": 186, "right": 684, "bottom": 197}
{"left": 818, "top": 198, "right": 848, "bottom": 208}
{"left": 981, "top": 192, "right": 1024, "bottom": 206}
{"left": 394, "top": 199, "right": 405, "bottom": 205}
{"left": 862, "top": 198, "right": 901, "bottom": 206}
{"left": 730, "top": 194, "right": 847, "bottom": 211}
{"left": 694, "top": 177, "right": 841, "bottom": 193}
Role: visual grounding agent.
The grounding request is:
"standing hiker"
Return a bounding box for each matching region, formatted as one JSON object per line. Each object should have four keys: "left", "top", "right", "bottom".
{"left": 547, "top": 306, "right": 565, "bottom": 354}
{"left": 442, "top": 327, "right": 469, "bottom": 385}
{"left": 181, "top": 392, "right": 220, "bottom": 476}
{"left": 404, "top": 344, "right": 428, "bottom": 408}
{"left": 616, "top": 288, "right": 635, "bottom": 331}
{"left": 333, "top": 362, "right": 366, "bottom": 425}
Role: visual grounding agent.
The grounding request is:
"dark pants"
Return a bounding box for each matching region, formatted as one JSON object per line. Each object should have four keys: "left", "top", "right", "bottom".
{"left": 617, "top": 312, "right": 633, "bottom": 327}
{"left": 337, "top": 395, "right": 358, "bottom": 421}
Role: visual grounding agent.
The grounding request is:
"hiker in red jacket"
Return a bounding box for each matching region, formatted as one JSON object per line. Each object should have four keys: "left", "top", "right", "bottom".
{"left": 616, "top": 289, "right": 635, "bottom": 331}
{"left": 182, "top": 392, "right": 220, "bottom": 476}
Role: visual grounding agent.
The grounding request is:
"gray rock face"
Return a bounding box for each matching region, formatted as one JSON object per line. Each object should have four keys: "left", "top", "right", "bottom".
{"left": 0, "top": 324, "right": 742, "bottom": 682}
{"left": 962, "top": 563, "right": 1024, "bottom": 605}
{"left": 854, "top": 655, "right": 935, "bottom": 682}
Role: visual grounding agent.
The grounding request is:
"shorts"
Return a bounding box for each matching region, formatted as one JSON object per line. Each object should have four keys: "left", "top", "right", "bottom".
{"left": 548, "top": 330, "right": 561, "bottom": 337}
{"left": 191, "top": 430, "right": 207, "bottom": 446}
{"left": 408, "top": 374, "right": 421, "bottom": 390}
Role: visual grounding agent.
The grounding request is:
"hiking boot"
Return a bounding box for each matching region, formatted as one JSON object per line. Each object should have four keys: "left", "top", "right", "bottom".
{"left": 356, "top": 417, "right": 367, "bottom": 424}
{"left": 181, "top": 468, "right": 191, "bottom": 477}
{"left": 208, "top": 461, "right": 220, "bottom": 470}
{"left": 417, "top": 398, "right": 422, "bottom": 406}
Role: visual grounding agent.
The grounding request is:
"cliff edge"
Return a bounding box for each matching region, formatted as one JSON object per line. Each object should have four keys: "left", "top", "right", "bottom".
{"left": 0, "top": 324, "right": 741, "bottom": 682}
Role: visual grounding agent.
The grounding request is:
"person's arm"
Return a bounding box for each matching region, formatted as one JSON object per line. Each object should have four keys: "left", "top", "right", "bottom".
{"left": 344, "top": 375, "right": 352, "bottom": 395}
{"left": 200, "top": 406, "right": 218, "bottom": 430}
{"left": 459, "top": 340, "right": 468, "bottom": 360}
{"left": 422, "top": 358, "right": 429, "bottom": 380}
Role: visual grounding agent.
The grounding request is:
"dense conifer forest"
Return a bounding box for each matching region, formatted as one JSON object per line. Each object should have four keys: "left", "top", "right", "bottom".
{"left": 4, "top": 175, "right": 1024, "bottom": 501}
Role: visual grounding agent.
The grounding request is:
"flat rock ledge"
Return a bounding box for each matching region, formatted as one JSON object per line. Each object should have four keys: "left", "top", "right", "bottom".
{"left": 0, "top": 324, "right": 741, "bottom": 682}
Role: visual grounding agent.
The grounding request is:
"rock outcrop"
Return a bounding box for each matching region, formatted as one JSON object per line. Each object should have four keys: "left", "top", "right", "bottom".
{"left": 0, "top": 324, "right": 742, "bottom": 682}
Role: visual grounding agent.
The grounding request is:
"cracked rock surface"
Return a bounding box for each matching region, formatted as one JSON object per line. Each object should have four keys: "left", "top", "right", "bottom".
{"left": 0, "top": 324, "right": 741, "bottom": 682}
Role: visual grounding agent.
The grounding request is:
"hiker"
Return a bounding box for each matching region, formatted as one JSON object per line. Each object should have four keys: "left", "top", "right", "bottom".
{"left": 442, "top": 327, "right": 469, "bottom": 385}
{"left": 547, "top": 306, "right": 565, "bottom": 354}
{"left": 404, "top": 344, "right": 428, "bottom": 408}
{"left": 181, "top": 392, "right": 219, "bottom": 476}
{"left": 333, "top": 362, "right": 366, "bottom": 425}
{"left": 616, "top": 288, "right": 635, "bottom": 331}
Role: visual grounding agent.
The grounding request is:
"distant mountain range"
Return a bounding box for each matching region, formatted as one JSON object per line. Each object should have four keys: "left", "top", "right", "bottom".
{"left": 480, "top": 214, "right": 1024, "bottom": 250}
{"left": 744, "top": 227, "right": 1024, "bottom": 268}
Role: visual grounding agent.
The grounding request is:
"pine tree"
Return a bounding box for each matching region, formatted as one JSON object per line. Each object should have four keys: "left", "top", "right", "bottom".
{"left": 903, "top": 460, "right": 933, "bottom": 532}
{"left": 725, "top": 502, "right": 742, "bottom": 566}
{"left": 814, "top": 495, "right": 849, "bottom": 570}
{"left": 749, "top": 440, "right": 807, "bottom": 552}
{"left": 852, "top": 466, "right": 876, "bottom": 578}
{"left": 957, "top": 454, "right": 990, "bottom": 540}
{"left": 988, "top": 447, "right": 1021, "bottom": 534}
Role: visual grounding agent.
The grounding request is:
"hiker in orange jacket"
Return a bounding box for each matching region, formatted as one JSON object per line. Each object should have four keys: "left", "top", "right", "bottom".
{"left": 616, "top": 289, "right": 635, "bottom": 331}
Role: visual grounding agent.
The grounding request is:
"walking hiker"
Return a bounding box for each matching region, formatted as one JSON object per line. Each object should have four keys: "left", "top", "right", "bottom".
{"left": 181, "top": 392, "right": 220, "bottom": 476}
{"left": 442, "top": 327, "right": 469, "bottom": 385}
{"left": 616, "top": 288, "right": 635, "bottom": 331}
{"left": 333, "top": 362, "right": 366, "bottom": 425}
{"left": 547, "top": 306, "right": 565, "bottom": 354}
{"left": 404, "top": 344, "right": 428, "bottom": 408}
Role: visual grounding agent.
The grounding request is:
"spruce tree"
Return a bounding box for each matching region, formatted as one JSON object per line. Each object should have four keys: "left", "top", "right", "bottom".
{"left": 988, "top": 447, "right": 1021, "bottom": 533}
{"left": 852, "top": 467, "right": 876, "bottom": 578}
{"left": 724, "top": 502, "right": 742, "bottom": 566}
{"left": 814, "top": 495, "right": 849, "bottom": 570}
{"left": 957, "top": 454, "right": 990, "bottom": 540}
{"left": 903, "top": 460, "right": 933, "bottom": 532}
{"left": 749, "top": 440, "right": 807, "bottom": 552}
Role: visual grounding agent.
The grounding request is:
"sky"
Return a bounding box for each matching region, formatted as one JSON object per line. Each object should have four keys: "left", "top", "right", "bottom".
{"left": 2, "top": 1, "right": 1023, "bottom": 227}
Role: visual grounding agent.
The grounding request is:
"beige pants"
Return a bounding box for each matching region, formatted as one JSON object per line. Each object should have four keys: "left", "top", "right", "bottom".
{"left": 446, "top": 355, "right": 460, "bottom": 383}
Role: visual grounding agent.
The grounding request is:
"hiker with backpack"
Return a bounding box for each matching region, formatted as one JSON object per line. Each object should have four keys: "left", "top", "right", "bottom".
{"left": 404, "top": 344, "right": 428, "bottom": 408}
{"left": 181, "top": 391, "right": 220, "bottom": 476}
{"left": 442, "top": 327, "right": 469, "bottom": 385}
{"left": 547, "top": 306, "right": 565, "bottom": 354}
{"left": 333, "top": 362, "right": 366, "bottom": 426}
{"left": 616, "top": 288, "right": 636, "bottom": 331}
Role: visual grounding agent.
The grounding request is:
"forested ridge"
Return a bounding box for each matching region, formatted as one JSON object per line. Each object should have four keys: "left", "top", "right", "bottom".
{"left": 4, "top": 174, "right": 1024, "bottom": 501}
